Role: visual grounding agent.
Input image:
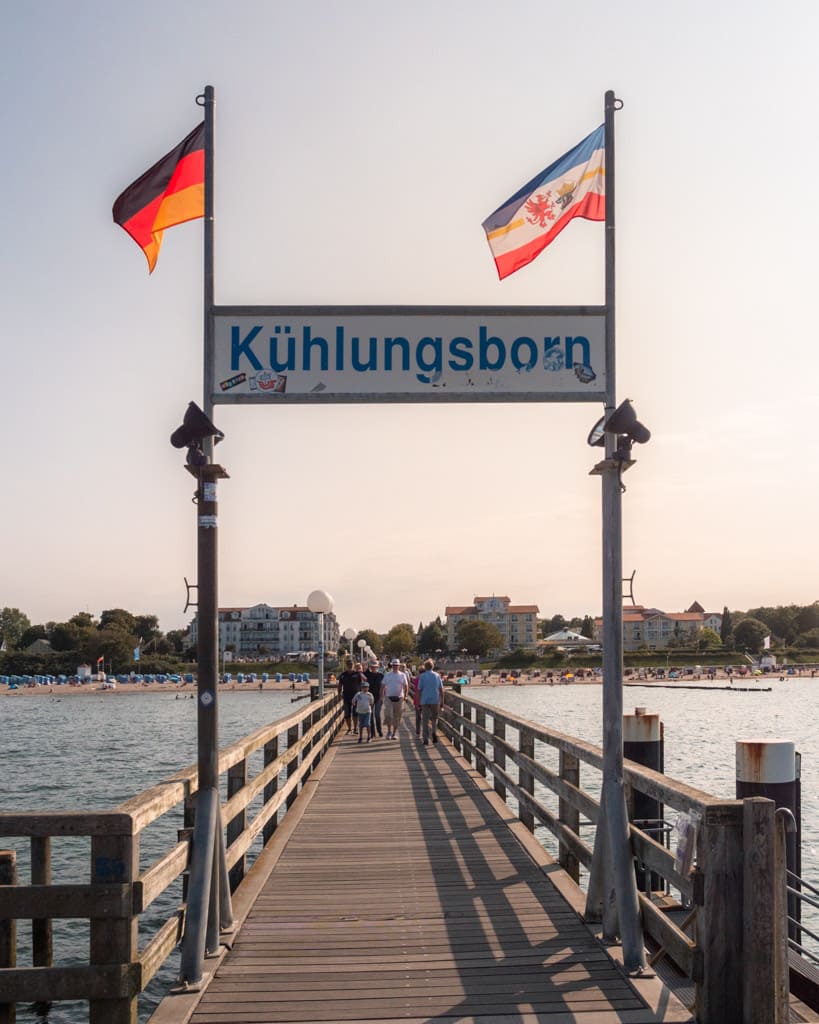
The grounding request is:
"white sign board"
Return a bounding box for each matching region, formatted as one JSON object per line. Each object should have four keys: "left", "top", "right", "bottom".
{"left": 211, "top": 306, "right": 606, "bottom": 404}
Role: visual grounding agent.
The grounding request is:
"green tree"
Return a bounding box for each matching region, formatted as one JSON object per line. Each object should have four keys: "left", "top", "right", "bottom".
{"left": 544, "top": 614, "right": 567, "bottom": 635}
{"left": 720, "top": 606, "right": 733, "bottom": 645}
{"left": 99, "top": 608, "right": 138, "bottom": 633}
{"left": 355, "top": 628, "right": 383, "bottom": 657}
{"left": 746, "top": 604, "right": 799, "bottom": 644}
{"left": 733, "top": 617, "right": 770, "bottom": 654}
{"left": 382, "top": 623, "right": 416, "bottom": 659}
{"left": 697, "top": 627, "right": 722, "bottom": 651}
{"left": 0, "top": 607, "right": 31, "bottom": 649}
{"left": 795, "top": 603, "right": 819, "bottom": 637}
{"left": 456, "top": 619, "right": 504, "bottom": 657}
{"left": 417, "top": 618, "right": 447, "bottom": 655}
{"left": 164, "top": 629, "right": 188, "bottom": 655}
{"left": 41, "top": 612, "right": 97, "bottom": 654}
{"left": 794, "top": 627, "right": 819, "bottom": 649}
{"left": 134, "top": 614, "right": 161, "bottom": 644}
{"left": 19, "top": 624, "right": 48, "bottom": 649}
{"left": 581, "top": 615, "right": 595, "bottom": 639}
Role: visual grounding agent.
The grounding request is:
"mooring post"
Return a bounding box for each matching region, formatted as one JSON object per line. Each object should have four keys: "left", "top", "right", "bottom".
{"left": 736, "top": 740, "right": 800, "bottom": 942}
{"left": 623, "top": 707, "right": 664, "bottom": 892}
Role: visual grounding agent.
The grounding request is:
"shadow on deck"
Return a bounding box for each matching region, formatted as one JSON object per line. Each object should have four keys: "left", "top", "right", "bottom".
{"left": 151, "top": 718, "right": 692, "bottom": 1024}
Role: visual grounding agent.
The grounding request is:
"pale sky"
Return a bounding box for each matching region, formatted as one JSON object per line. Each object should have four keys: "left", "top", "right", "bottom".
{"left": 2, "top": 1, "right": 817, "bottom": 636}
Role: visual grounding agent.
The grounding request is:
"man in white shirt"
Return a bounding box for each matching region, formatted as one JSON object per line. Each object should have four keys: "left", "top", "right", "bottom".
{"left": 381, "top": 658, "right": 408, "bottom": 739}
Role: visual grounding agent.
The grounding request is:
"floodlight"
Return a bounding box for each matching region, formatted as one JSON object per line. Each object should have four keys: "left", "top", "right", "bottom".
{"left": 170, "top": 401, "right": 224, "bottom": 467}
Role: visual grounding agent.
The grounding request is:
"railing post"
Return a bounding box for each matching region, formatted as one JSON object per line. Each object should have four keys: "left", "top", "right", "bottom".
{"left": 695, "top": 801, "right": 743, "bottom": 1023}
{"left": 451, "top": 692, "right": 463, "bottom": 754}
{"left": 775, "top": 808, "right": 795, "bottom": 1023}
{"left": 89, "top": 829, "right": 139, "bottom": 1024}
{"left": 227, "top": 758, "right": 248, "bottom": 890}
{"left": 493, "top": 717, "right": 506, "bottom": 802}
{"left": 0, "top": 850, "right": 17, "bottom": 1024}
{"left": 286, "top": 723, "right": 300, "bottom": 810}
{"left": 461, "top": 700, "right": 472, "bottom": 765}
{"left": 262, "top": 735, "right": 280, "bottom": 845}
{"left": 559, "top": 750, "right": 581, "bottom": 882}
{"left": 475, "top": 707, "right": 487, "bottom": 777}
{"left": 742, "top": 797, "right": 777, "bottom": 1024}
{"left": 31, "top": 837, "right": 52, "bottom": 970}
{"left": 519, "top": 727, "right": 535, "bottom": 833}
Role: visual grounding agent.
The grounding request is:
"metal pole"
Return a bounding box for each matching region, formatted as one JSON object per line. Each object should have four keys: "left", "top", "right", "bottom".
{"left": 178, "top": 461, "right": 232, "bottom": 984}
{"left": 200, "top": 85, "right": 216, "bottom": 458}
{"left": 317, "top": 611, "right": 325, "bottom": 698}
{"left": 599, "top": 88, "right": 645, "bottom": 972}
{"left": 197, "top": 465, "right": 221, "bottom": 794}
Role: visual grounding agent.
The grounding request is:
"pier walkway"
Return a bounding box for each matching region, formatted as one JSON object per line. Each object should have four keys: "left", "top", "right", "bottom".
{"left": 155, "top": 719, "right": 690, "bottom": 1024}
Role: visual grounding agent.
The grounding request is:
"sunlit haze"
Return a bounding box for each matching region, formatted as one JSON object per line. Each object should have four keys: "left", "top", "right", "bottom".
{"left": 2, "top": 1, "right": 817, "bottom": 636}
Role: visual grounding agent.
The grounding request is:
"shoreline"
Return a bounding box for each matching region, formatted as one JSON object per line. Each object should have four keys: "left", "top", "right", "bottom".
{"left": 1, "top": 668, "right": 793, "bottom": 698}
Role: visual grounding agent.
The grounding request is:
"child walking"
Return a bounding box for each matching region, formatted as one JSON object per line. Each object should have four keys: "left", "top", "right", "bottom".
{"left": 352, "top": 680, "right": 374, "bottom": 743}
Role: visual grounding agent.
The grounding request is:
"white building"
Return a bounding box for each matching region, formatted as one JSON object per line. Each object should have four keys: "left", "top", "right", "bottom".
{"left": 188, "top": 603, "right": 340, "bottom": 659}
{"left": 445, "top": 595, "right": 539, "bottom": 653}
{"left": 592, "top": 602, "right": 723, "bottom": 652}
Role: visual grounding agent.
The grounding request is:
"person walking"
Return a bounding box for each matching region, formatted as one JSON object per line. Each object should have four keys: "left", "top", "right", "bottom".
{"left": 352, "top": 679, "right": 375, "bottom": 743}
{"left": 417, "top": 658, "right": 444, "bottom": 745}
{"left": 337, "top": 659, "right": 365, "bottom": 735}
{"left": 409, "top": 669, "right": 422, "bottom": 737}
{"left": 382, "top": 658, "right": 408, "bottom": 739}
{"left": 364, "top": 660, "right": 385, "bottom": 738}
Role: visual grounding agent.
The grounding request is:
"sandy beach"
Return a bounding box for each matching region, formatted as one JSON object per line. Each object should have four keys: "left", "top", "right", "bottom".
{"left": 1, "top": 667, "right": 775, "bottom": 698}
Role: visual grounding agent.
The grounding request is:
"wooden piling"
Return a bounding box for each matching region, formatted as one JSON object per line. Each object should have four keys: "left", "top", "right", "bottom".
{"left": 0, "top": 850, "right": 17, "bottom": 1024}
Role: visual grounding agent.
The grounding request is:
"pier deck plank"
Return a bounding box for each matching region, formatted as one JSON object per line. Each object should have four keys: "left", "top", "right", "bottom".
{"left": 183, "top": 719, "right": 691, "bottom": 1023}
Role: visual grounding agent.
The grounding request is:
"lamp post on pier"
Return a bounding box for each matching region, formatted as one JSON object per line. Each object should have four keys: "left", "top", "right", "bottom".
{"left": 307, "top": 589, "right": 333, "bottom": 698}
{"left": 343, "top": 628, "right": 356, "bottom": 661}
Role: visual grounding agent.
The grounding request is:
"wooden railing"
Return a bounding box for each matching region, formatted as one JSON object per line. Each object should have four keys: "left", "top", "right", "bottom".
{"left": 442, "top": 688, "right": 789, "bottom": 1023}
{"left": 0, "top": 691, "right": 341, "bottom": 1023}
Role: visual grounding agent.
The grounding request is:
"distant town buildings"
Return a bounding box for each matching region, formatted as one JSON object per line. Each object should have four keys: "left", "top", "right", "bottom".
{"left": 188, "top": 603, "right": 340, "bottom": 659}
{"left": 592, "top": 601, "right": 722, "bottom": 652}
{"left": 445, "top": 595, "right": 539, "bottom": 653}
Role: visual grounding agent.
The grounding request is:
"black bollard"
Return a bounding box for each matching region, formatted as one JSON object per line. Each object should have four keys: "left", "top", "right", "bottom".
{"left": 623, "top": 707, "right": 664, "bottom": 893}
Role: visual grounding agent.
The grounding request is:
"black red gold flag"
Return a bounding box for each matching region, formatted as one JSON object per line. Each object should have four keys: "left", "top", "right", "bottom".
{"left": 113, "top": 122, "right": 205, "bottom": 273}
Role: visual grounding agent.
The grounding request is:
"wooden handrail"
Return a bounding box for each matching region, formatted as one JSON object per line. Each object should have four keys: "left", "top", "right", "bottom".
{"left": 441, "top": 688, "right": 784, "bottom": 1022}
{"left": 0, "top": 692, "right": 342, "bottom": 1022}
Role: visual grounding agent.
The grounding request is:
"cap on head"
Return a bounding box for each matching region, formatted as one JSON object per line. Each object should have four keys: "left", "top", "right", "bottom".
{"left": 362, "top": 680, "right": 370, "bottom": 687}
{"left": 391, "top": 658, "right": 400, "bottom": 665}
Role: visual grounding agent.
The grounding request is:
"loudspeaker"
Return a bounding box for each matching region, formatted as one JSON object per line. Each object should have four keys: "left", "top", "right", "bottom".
{"left": 603, "top": 399, "right": 650, "bottom": 445}
{"left": 170, "top": 402, "right": 224, "bottom": 449}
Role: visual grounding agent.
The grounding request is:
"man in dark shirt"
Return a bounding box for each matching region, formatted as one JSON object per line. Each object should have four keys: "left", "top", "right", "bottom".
{"left": 337, "top": 660, "right": 365, "bottom": 734}
{"left": 364, "top": 661, "right": 385, "bottom": 738}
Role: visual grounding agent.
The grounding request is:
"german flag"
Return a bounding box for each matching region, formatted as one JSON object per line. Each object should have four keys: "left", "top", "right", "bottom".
{"left": 113, "top": 122, "right": 204, "bottom": 273}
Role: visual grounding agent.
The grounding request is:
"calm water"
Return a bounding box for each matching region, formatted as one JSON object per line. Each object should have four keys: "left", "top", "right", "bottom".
{"left": 2, "top": 679, "right": 817, "bottom": 1021}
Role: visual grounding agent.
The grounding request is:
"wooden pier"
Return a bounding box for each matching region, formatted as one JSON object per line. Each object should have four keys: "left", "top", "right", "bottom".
{"left": 152, "top": 721, "right": 689, "bottom": 1024}
{"left": 2, "top": 689, "right": 816, "bottom": 1023}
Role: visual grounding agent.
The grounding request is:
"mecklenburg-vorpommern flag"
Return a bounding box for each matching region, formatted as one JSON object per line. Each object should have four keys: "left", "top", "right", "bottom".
{"left": 482, "top": 125, "right": 605, "bottom": 280}
{"left": 113, "top": 123, "right": 205, "bottom": 273}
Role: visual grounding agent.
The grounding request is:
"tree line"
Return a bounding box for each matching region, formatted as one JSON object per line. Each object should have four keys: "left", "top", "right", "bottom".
{"left": 2, "top": 600, "right": 817, "bottom": 674}
{"left": 0, "top": 607, "right": 188, "bottom": 675}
